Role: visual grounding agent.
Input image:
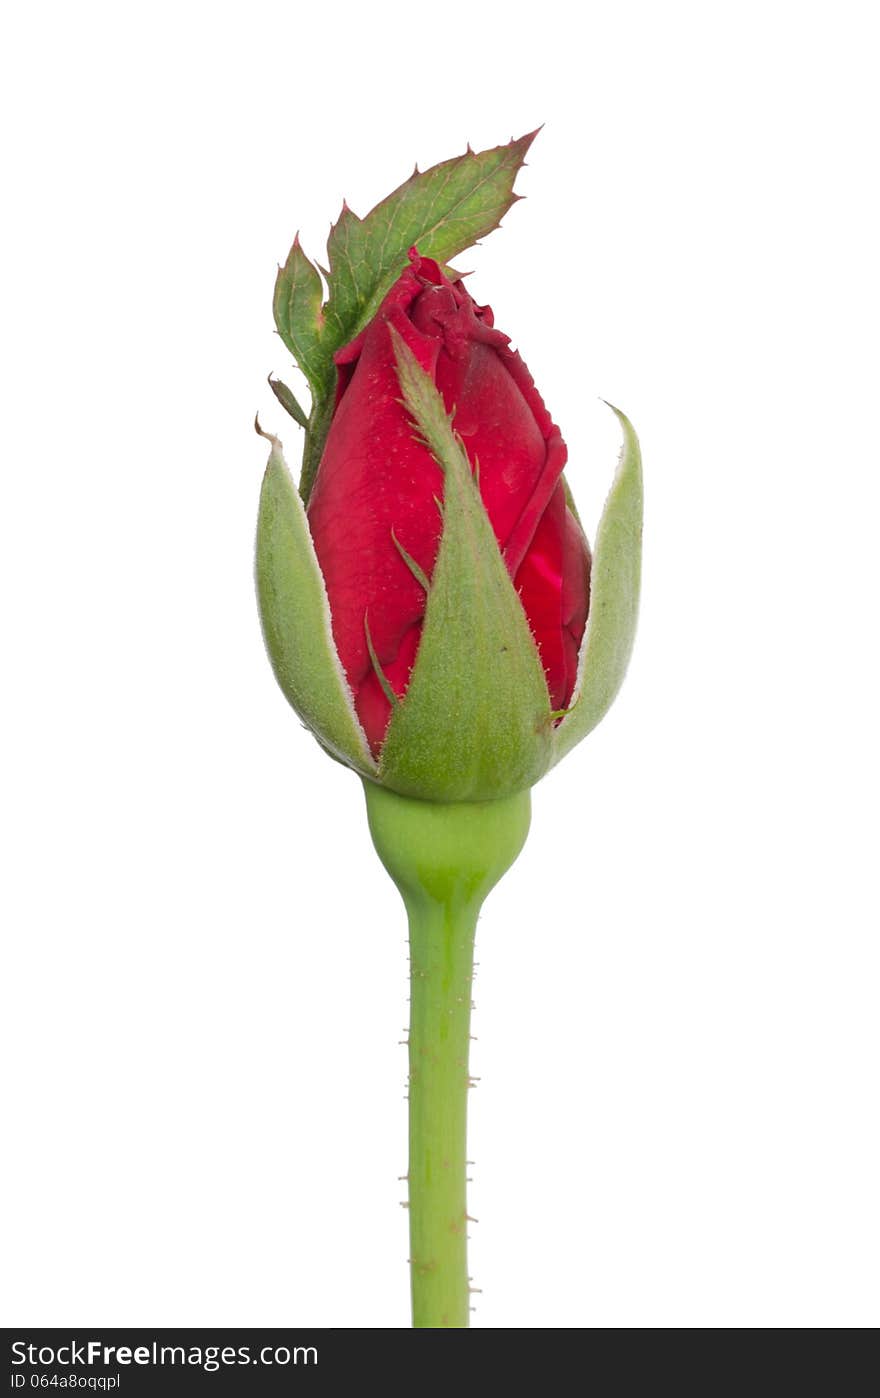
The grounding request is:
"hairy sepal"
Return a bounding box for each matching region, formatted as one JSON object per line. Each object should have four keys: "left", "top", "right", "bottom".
{"left": 377, "top": 333, "right": 553, "bottom": 802}
{"left": 256, "top": 428, "right": 376, "bottom": 777}
{"left": 551, "top": 406, "right": 643, "bottom": 765}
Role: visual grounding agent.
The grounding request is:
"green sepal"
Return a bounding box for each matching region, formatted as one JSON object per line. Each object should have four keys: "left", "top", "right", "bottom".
{"left": 391, "top": 529, "right": 430, "bottom": 592}
{"left": 551, "top": 405, "right": 643, "bottom": 766}
{"left": 268, "top": 375, "right": 309, "bottom": 430}
{"left": 364, "top": 614, "right": 399, "bottom": 713}
{"left": 377, "top": 334, "right": 553, "bottom": 803}
{"left": 255, "top": 424, "right": 376, "bottom": 777}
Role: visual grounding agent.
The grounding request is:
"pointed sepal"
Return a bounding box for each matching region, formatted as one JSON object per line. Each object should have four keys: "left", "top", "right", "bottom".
{"left": 551, "top": 405, "right": 643, "bottom": 766}
{"left": 268, "top": 375, "right": 309, "bottom": 429}
{"left": 377, "top": 333, "right": 553, "bottom": 802}
{"left": 255, "top": 424, "right": 376, "bottom": 777}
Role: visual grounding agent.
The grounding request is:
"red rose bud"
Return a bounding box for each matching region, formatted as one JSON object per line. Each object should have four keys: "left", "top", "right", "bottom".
{"left": 255, "top": 141, "right": 643, "bottom": 1332}
{"left": 257, "top": 256, "right": 641, "bottom": 803}
{"left": 306, "top": 249, "right": 591, "bottom": 756}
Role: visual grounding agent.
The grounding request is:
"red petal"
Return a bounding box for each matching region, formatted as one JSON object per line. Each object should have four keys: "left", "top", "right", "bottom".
{"left": 514, "top": 487, "right": 592, "bottom": 710}
{"left": 307, "top": 284, "right": 444, "bottom": 751}
{"left": 560, "top": 506, "right": 591, "bottom": 703}
{"left": 502, "top": 426, "right": 568, "bottom": 578}
{"left": 355, "top": 621, "right": 422, "bottom": 752}
{"left": 514, "top": 482, "right": 567, "bottom": 709}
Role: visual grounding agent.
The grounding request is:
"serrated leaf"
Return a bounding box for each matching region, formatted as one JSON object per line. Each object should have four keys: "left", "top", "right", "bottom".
{"left": 255, "top": 427, "right": 376, "bottom": 777}
{"left": 323, "top": 131, "right": 537, "bottom": 357}
{"left": 551, "top": 406, "right": 643, "bottom": 766}
{"left": 271, "top": 133, "right": 535, "bottom": 505}
{"left": 378, "top": 332, "right": 553, "bottom": 802}
{"left": 272, "top": 236, "right": 331, "bottom": 394}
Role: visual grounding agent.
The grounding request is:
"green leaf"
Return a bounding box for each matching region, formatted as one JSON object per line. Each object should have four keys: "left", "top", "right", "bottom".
{"left": 378, "top": 333, "right": 553, "bottom": 803}
{"left": 268, "top": 375, "right": 309, "bottom": 430}
{"left": 255, "top": 424, "right": 376, "bottom": 777}
{"left": 323, "top": 131, "right": 538, "bottom": 356}
{"left": 272, "top": 236, "right": 331, "bottom": 394}
{"left": 550, "top": 406, "right": 643, "bottom": 766}
{"left": 271, "top": 133, "right": 536, "bottom": 505}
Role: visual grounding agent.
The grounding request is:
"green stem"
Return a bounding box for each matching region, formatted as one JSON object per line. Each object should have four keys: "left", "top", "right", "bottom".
{"left": 363, "top": 781, "right": 531, "bottom": 1328}
{"left": 299, "top": 392, "right": 335, "bottom": 504}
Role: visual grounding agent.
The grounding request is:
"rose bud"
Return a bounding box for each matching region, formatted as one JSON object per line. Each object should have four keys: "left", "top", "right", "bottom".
{"left": 256, "top": 141, "right": 644, "bottom": 1330}
{"left": 256, "top": 252, "right": 641, "bottom": 803}
{"left": 306, "top": 249, "right": 589, "bottom": 758}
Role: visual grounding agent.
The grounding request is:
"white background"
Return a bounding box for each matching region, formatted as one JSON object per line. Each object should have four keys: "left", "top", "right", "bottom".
{"left": 2, "top": 0, "right": 878, "bottom": 1329}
